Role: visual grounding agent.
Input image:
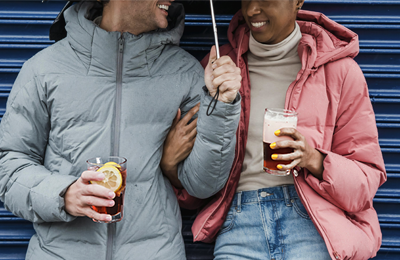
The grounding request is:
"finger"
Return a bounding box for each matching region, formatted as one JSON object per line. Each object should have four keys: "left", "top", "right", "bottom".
{"left": 272, "top": 139, "right": 298, "bottom": 150}
{"left": 81, "top": 171, "right": 105, "bottom": 183}
{"left": 180, "top": 103, "right": 200, "bottom": 125}
{"left": 271, "top": 150, "right": 301, "bottom": 162}
{"left": 188, "top": 124, "right": 197, "bottom": 141}
{"left": 85, "top": 208, "right": 112, "bottom": 222}
{"left": 187, "top": 117, "right": 198, "bottom": 131}
{"left": 212, "top": 73, "right": 241, "bottom": 89}
{"left": 212, "top": 64, "right": 238, "bottom": 79}
{"left": 84, "top": 184, "right": 115, "bottom": 199}
{"left": 172, "top": 108, "right": 181, "bottom": 127}
{"left": 277, "top": 159, "right": 301, "bottom": 171}
{"left": 217, "top": 79, "right": 241, "bottom": 94}
{"left": 82, "top": 195, "right": 115, "bottom": 208}
{"left": 208, "top": 45, "right": 217, "bottom": 65}
{"left": 212, "top": 55, "right": 235, "bottom": 68}
{"left": 275, "top": 128, "right": 301, "bottom": 141}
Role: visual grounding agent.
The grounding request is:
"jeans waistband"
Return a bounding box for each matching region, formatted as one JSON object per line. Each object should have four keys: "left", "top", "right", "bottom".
{"left": 232, "top": 185, "right": 299, "bottom": 209}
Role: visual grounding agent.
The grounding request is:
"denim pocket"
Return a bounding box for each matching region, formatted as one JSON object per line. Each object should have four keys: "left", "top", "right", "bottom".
{"left": 218, "top": 206, "right": 236, "bottom": 235}
{"left": 292, "top": 198, "right": 311, "bottom": 220}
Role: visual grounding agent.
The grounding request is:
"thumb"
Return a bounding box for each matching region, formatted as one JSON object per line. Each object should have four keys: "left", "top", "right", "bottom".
{"left": 172, "top": 108, "right": 181, "bottom": 127}
{"left": 208, "top": 45, "right": 217, "bottom": 65}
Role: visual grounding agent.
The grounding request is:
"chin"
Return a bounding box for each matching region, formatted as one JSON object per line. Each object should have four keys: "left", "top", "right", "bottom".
{"left": 156, "top": 18, "right": 169, "bottom": 29}
{"left": 252, "top": 32, "right": 273, "bottom": 44}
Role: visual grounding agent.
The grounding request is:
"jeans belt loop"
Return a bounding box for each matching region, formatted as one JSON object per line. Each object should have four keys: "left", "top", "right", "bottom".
{"left": 282, "top": 186, "right": 292, "bottom": 207}
{"left": 236, "top": 192, "right": 242, "bottom": 213}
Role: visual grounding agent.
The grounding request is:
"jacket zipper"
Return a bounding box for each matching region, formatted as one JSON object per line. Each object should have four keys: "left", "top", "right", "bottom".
{"left": 106, "top": 34, "right": 125, "bottom": 260}
{"left": 112, "top": 35, "right": 124, "bottom": 156}
{"left": 288, "top": 49, "right": 340, "bottom": 259}
{"left": 195, "top": 30, "right": 245, "bottom": 240}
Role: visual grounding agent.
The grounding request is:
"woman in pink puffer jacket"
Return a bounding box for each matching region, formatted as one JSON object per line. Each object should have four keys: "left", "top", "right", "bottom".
{"left": 165, "top": 0, "right": 387, "bottom": 259}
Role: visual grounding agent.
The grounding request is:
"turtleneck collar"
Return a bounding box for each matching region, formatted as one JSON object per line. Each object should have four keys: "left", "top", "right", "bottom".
{"left": 248, "top": 23, "right": 302, "bottom": 61}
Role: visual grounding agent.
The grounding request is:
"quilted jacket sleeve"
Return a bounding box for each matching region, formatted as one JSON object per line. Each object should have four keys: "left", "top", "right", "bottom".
{"left": 176, "top": 60, "right": 241, "bottom": 199}
{"left": 0, "top": 61, "right": 77, "bottom": 223}
{"left": 304, "top": 60, "right": 387, "bottom": 213}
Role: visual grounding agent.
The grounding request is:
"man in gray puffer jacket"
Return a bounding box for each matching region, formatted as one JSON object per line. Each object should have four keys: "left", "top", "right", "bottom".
{"left": 0, "top": 1, "right": 241, "bottom": 259}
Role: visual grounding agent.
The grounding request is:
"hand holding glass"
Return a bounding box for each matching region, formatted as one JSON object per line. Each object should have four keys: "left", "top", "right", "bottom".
{"left": 86, "top": 156, "right": 127, "bottom": 223}
{"left": 263, "top": 108, "right": 297, "bottom": 176}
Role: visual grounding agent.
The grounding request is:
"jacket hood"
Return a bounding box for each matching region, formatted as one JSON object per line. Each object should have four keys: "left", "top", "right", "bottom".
{"left": 227, "top": 9, "right": 359, "bottom": 69}
{"left": 63, "top": 1, "right": 185, "bottom": 73}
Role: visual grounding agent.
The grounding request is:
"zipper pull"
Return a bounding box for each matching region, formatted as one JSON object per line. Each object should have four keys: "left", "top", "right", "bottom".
{"left": 333, "top": 251, "right": 341, "bottom": 260}
{"left": 119, "top": 35, "right": 124, "bottom": 53}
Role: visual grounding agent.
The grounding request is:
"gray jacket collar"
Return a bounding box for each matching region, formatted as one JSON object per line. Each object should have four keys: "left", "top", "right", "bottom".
{"left": 64, "top": 1, "right": 185, "bottom": 76}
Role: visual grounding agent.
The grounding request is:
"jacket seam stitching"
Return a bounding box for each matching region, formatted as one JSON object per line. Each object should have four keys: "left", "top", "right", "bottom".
{"left": 335, "top": 60, "right": 352, "bottom": 123}
{"left": 216, "top": 104, "right": 230, "bottom": 191}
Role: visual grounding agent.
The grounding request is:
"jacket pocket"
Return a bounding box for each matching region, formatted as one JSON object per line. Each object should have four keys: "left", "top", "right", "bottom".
{"left": 218, "top": 206, "right": 236, "bottom": 236}
{"left": 292, "top": 198, "right": 311, "bottom": 220}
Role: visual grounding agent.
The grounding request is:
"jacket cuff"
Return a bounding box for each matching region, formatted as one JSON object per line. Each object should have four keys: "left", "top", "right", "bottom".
{"left": 31, "top": 174, "right": 78, "bottom": 222}
{"left": 305, "top": 148, "right": 329, "bottom": 183}
{"left": 201, "top": 86, "right": 241, "bottom": 114}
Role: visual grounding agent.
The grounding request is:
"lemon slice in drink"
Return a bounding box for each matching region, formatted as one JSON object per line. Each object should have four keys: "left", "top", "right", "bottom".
{"left": 104, "top": 161, "right": 121, "bottom": 168}
{"left": 91, "top": 165, "right": 122, "bottom": 192}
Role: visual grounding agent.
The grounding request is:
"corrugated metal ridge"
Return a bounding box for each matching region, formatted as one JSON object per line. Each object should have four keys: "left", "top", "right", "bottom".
{"left": 377, "top": 190, "right": 400, "bottom": 198}
{"left": 379, "top": 139, "right": 400, "bottom": 146}
{"left": 379, "top": 215, "right": 400, "bottom": 223}
{"left": 0, "top": 20, "right": 53, "bottom": 25}
{"left": 0, "top": 12, "right": 58, "bottom": 20}
{"left": 380, "top": 246, "right": 400, "bottom": 252}
{"left": 328, "top": 16, "right": 400, "bottom": 23}
{"left": 385, "top": 164, "right": 400, "bottom": 172}
{"left": 360, "top": 41, "right": 400, "bottom": 48}
{"left": 3, "top": 14, "right": 400, "bottom": 25}
{"left": 374, "top": 198, "right": 400, "bottom": 203}
{"left": 0, "top": 36, "right": 52, "bottom": 44}
{"left": 0, "top": 44, "right": 49, "bottom": 49}
{"left": 0, "top": 241, "right": 29, "bottom": 245}
{"left": 361, "top": 64, "right": 400, "bottom": 70}
{"left": 305, "top": 0, "right": 400, "bottom": 4}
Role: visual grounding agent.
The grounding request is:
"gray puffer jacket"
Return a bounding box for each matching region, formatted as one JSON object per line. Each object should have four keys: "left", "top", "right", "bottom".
{"left": 0, "top": 2, "right": 240, "bottom": 260}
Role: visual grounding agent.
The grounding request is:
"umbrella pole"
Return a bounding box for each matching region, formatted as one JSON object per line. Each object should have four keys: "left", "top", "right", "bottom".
{"left": 206, "top": 0, "right": 221, "bottom": 116}
{"left": 209, "top": 0, "right": 220, "bottom": 59}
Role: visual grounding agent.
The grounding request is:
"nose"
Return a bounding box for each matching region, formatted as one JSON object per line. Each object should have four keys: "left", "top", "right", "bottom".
{"left": 246, "top": 1, "right": 261, "bottom": 17}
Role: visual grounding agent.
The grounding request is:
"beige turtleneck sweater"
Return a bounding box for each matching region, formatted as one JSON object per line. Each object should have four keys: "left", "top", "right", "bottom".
{"left": 237, "top": 23, "right": 302, "bottom": 192}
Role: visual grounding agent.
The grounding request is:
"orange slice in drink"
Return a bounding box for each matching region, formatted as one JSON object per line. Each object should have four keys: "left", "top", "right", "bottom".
{"left": 91, "top": 165, "right": 122, "bottom": 192}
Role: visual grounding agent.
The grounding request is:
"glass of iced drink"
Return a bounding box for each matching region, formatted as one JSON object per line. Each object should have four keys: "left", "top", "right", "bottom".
{"left": 263, "top": 108, "right": 297, "bottom": 176}
{"left": 86, "top": 156, "right": 127, "bottom": 223}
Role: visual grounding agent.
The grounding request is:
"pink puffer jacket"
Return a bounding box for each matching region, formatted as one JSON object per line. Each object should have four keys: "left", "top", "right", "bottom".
{"left": 175, "top": 10, "right": 387, "bottom": 260}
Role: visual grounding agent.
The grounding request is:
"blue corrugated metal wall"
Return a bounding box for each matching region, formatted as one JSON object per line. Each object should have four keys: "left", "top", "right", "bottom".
{"left": 0, "top": 0, "right": 399, "bottom": 259}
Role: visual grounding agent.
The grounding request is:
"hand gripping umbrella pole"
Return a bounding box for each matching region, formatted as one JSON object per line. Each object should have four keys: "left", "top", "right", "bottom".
{"left": 206, "top": 0, "right": 221, "bottom": 116}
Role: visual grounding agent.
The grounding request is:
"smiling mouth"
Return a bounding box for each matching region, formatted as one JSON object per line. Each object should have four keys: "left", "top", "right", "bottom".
{"left": 157, "top": 4, "right": 169, "bottom": 11}
{"left": 251, "top": 21, "right": 267, "bottom": 28}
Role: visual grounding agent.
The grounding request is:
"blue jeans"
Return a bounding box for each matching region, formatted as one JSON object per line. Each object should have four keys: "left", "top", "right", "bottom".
{"left": 214, "top": 185, "right": 331, "bottom": 260}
